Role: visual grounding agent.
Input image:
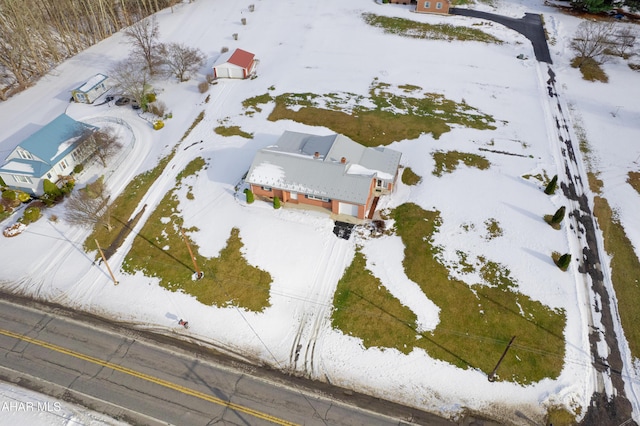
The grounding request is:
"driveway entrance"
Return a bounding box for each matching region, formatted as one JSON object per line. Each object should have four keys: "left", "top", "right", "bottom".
{"left": 450, "top": 8, "right": 553, "bottom": 63}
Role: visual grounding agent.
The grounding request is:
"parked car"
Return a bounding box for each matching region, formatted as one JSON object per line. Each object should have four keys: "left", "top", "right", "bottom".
{"left": 115, "top": 97, "right": 130, "bottom": 106}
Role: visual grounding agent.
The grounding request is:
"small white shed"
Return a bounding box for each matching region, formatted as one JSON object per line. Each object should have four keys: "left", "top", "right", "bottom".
{"left": 71, "top": 73, "right": 110, "bottom": 104}
{"left": 213, "top": 49, "right": 257, "bottom": 79}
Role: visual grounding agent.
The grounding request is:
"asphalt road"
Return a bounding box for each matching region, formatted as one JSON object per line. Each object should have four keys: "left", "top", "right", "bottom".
{"left": 0, "top": 296, "right": 456, "bottom": 426}
{"left": 450, "top": 8, "right": 552, "bottom": 64}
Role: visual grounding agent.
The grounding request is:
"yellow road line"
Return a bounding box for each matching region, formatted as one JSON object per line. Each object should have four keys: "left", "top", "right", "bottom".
{"left": 0, "top": 328, "right": 297, "bottom": 426}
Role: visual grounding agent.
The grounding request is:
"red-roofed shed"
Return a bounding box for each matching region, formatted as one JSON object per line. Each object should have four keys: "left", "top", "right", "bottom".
{"left": 213, "top": 48, "right": 257, "bottom": 79}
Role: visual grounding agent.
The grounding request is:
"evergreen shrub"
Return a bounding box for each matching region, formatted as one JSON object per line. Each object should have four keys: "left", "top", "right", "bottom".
{"left": 544, "top": 175, "right": 558, "bottom": 195}
{"left": 243, "top": 188, "right": 254, "bottom": 204}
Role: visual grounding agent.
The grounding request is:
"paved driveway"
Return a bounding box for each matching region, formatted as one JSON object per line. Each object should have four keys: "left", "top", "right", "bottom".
{"left": 450, "top": 8, "right": 552, "bottom": 63}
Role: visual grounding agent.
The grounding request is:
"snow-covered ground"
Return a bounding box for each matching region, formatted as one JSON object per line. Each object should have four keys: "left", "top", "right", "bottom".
{"left": 0, "top": 0, "right": 639, "bottom": 424}
{"left": 0, "top": 382, "right": 127, "bottom": 426}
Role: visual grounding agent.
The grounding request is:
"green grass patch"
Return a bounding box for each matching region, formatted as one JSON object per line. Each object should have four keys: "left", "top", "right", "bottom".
{"left": 180, "top": 111, "right": 205, "bottom": 142}
{"left": 454, "top": 250, "right": 476, "bottom": 274}
{"left": 522, "top": 171, "right": 548, "bottom": 184}
{"left": 588, "top": 172, "right": 603, "bottom": 194}
{"left": 214, "top": 125, "right": 253, "bottom": 139}
{"left": 243, "top": 80, "right": 496, "bottom": 146}
{"left": 332, "top": 249, "right": 418, "bottom": 354}
{"left": 571, "top": 57, "right": 608, "bottom": 83}
{"left": 85, "top": 110, "right": 207, "bottom": 253}
{"left": 333, "top": 203, "right": 566, "bottom": 383}
{"left": 593, "top": 196, "right": 640, "bottom": 359}
{"left": 242, "top": 93, "right": 274, "bottom": 114}
{"left": 362, "top": 13, "right": 502, "bottom": 44}
{"left": 544, "top": 214, "right": 562, "bottom": 230}
{"left": 84, "top": 154, "right": 174, "bottom": 253}
{"left": 628, "top": 172, "right": 640, "bottom": 196}
{"left": 122, "top": 157, "right": 271, "bottom": 312}
{"left": 484, "top": 218, "right": 503, "bottom": 240}
{"left": 401, "top": 167, "right": 422, "bottom": 186}
{"left": 398, "top": 84, "right": 422, "bottom": 93}
{"left": 432, "top": 150, "right": 490, "bottom": 176}
{"left": 545, "top": 406, "right": 578, "bottom": 426}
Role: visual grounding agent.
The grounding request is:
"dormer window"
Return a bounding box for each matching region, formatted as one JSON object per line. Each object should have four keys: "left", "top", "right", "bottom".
{"left": 17, "top": 150, "right": 33, "bottom": 160}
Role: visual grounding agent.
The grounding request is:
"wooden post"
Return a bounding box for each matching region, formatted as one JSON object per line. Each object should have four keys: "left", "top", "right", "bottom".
{"left": 95, "top": 239, "right": 118, "bottom": 285}
{"left": 488, "top": 336, "right": 516, "bottom": 382}
{"left": 181, "top": 229, "right": 203, "bottom": 279}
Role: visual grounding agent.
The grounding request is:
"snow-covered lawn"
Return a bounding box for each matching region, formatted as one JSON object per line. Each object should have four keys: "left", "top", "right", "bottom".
{"left": 0, "top": 0, "right": 639, "bottom": 424}
{"left": 0, "top": 381, "right": 127, "bottom": 426}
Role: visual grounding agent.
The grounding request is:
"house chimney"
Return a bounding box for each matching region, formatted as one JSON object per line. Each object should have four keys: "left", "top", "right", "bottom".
{"left": 340, "top": 157, "right": 346, "bottom": 164}
{"left": 314, "top": 152, "right": 320, "bottom": 159}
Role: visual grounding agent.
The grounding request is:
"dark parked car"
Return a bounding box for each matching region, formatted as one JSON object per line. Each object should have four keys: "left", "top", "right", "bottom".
{"left": 115, "top": 97, "right": 130, "bottom": 106}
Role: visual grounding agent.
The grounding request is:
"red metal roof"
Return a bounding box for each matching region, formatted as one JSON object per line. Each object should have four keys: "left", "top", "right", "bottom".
{"left": 228, "top": 49, "right": 255, "bottom": 69}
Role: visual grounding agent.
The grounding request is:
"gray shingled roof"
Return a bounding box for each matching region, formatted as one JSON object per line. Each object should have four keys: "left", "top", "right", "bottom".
{"left": 246, "top": 131, "right": 401, "bottom": 205}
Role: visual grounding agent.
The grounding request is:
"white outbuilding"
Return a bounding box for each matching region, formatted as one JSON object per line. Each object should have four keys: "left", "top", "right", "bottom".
{"left": 213, "top": 49, "right": 257, "bottom": 79}
{"left": 71, "top": 73, "right": 110, "bottom": 104}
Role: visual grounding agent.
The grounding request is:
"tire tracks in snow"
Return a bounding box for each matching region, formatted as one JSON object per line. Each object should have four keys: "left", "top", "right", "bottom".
{"left": 540, "top": 64, "right": 636, "bottom": 425}
{"left": 289, "top": 235, "right": 350, "bottom": 379}
{"left": 105, "top": 81, "right": 237, "bottom": 272}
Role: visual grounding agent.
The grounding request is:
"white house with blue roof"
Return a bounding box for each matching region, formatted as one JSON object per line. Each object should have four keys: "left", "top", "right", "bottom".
{"left": 0, "top": 113, "right": 97, "bottom": 195}
{"left": 246, "top": 131, "right": 402, "bottom": 220}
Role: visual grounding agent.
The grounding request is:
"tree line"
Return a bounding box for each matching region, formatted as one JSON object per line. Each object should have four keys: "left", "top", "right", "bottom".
{"left": 0, "top": 0, "right": 177, "bottom": 100}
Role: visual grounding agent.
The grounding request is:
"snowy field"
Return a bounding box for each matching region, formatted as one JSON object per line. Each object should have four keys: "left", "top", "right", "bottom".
{"left": 0, "top": 0, "right": 639, "bottom": 424}
{"left": 0, "top": 381, "right": 127, "bottom": 426}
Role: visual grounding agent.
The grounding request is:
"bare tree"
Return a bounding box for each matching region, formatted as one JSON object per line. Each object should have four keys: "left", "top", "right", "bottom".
{"left": 610, "top": 27, "right": 637, "bottom": 58}
{"left": 570, "top": 21, "right": 616, "bottom": 66}
{"left": 162, "top": 42, "right": 205, "bottom": 82}
{"left": 110, "top": 56, "right": 150, "bottom": 103}
{"left": 65, "top": 178, "right": 113, "bottom": 232}
{"left": 84, "top": 127, "right": 123, "bottom": 168}
{"left": 123, "top": 16, "right": 162, "bottom": 75}
{"left": 0, "top": 0, "right": 175, "bottom": 101}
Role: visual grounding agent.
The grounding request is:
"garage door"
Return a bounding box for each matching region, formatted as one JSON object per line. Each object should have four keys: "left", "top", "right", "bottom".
{"left": 214, "top": 66, "right": 229, "bottom": 78}
{"left": 338, "top": 202, "right": 359, "bottom": 217}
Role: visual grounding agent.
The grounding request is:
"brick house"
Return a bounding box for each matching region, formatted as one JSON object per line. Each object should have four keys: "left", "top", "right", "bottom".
{"left": 245, "top": 131, "right": 402, "bottom": 220}
{"left": 389, "top": 0, "right": 451, "bottom": 15}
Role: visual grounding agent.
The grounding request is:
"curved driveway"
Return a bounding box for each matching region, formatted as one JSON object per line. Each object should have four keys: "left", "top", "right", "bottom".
{"left": 450, "top": 8, "right": 553, "bottom": 63}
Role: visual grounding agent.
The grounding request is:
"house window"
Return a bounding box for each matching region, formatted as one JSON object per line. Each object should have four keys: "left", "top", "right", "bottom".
{"left": 17, "top": 150, "right": 33, "bottom": 160}
{"left": 436, "top": 1, "right": 442, "bottom": 8}
{"left": 47, "top": 173, "right": 52, "bottom": 179}
{"left": 306, "top": 194, "right": 330, "bottom": 202}
{"left": 13, "top": 175, "right": 32, "bottom": 184}
{"left": 424, "top": 1, "right": 431, "bottom": 8}
{"left": 261, "top": 186, "right": 272, "bottom": 192}
{"left": 376, "top": 179, "right": 384, "bottom": 188}
{"left": 58, "top": 160, "right": 68, "bottom": 171}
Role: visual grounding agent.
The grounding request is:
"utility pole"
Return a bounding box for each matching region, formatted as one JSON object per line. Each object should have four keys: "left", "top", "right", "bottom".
{"left": 488, "top": 336, "right": 516, "bottom": 382}
{"left": 181, "top": 228, "right": 203, "bottom": 279}
{"left": 95, "top": 239, "right": 118, "bottom": 285}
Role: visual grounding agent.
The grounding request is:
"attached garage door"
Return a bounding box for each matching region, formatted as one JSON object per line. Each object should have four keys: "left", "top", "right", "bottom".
{"left": 338, "top": 202, "right": 359, "bottom": 217}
